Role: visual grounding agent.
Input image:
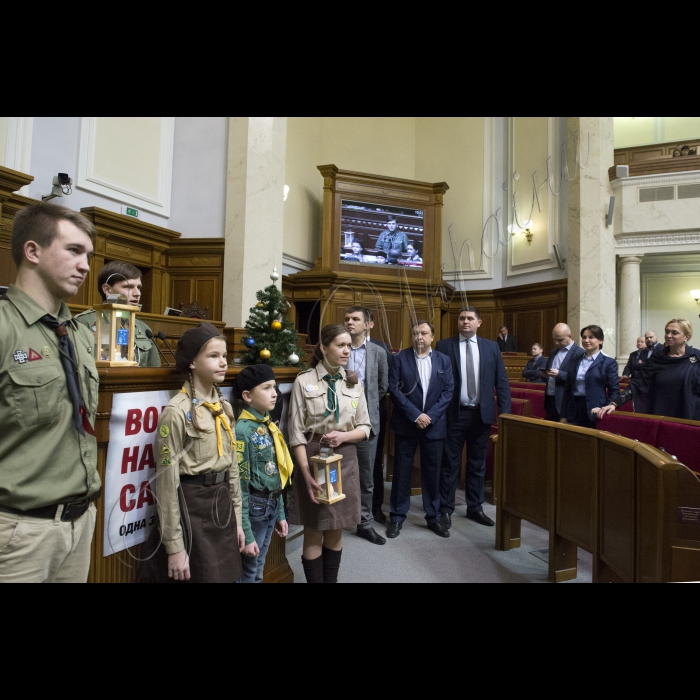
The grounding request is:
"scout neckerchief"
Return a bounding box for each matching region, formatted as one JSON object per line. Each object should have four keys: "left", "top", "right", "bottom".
{"left": 238, "top": 410, "right": 294, "bottom": 489}
{"left": 39, "top": 315, "right": 95, "bottom": 437}
{"left": 180, "top": 388, "right": 234, "bottom": 457}
{"left": 323, "top": 372, "right": 343, "bottom": 423}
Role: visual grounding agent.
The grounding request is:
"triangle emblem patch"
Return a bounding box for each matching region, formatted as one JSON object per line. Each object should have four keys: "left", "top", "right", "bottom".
{"left": 28, "top": 349, "right": 43, "bottom": 362}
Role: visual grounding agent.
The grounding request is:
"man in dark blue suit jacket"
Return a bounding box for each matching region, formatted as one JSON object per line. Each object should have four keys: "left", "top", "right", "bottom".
{"left": 543, "top": 323, "right": 586, "bottom": 422}
{"left": 436, "top": 307, "right": 511, "bottom": 528}
{"left": 387, "top": 321, "right": 454, "bottom": 539}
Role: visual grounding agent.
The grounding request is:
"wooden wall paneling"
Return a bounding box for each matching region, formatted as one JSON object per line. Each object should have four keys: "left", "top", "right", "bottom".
{"left": 597, "top": 440, "right": 636, "bottom": 583}
{"left": 0, "top": 168, "right": 35, "bottom": 288}
{"left": 614, "top": 139, "right": 700, "bottom": 167}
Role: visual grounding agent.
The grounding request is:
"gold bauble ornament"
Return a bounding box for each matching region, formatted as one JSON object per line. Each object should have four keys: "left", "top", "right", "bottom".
{"left": 260, "top": 349, "right": 271, "bottom": 360}
{"left": 271, "top": 321, "right": 283, "bottom": 331}
{"left": 256, "top": 303, "right": 265, "bottom": 309}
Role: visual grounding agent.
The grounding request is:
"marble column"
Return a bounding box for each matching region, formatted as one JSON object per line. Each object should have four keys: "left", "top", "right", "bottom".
{"left": 223, "top": 117, "right": 287, "bottom": 328}
{"left": 567, "top": 117, "right": 617, "bottom": 351}
{"left": 617, "top": 255, "right": 644, "bottom": 371}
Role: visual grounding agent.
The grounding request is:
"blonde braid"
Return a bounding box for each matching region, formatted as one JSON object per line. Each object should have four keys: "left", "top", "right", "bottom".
{"left": 216, "top": 385, "right": 235, "bottom": 423}
{"left": 188, "top": 373, "right": 212, "bottom": 434}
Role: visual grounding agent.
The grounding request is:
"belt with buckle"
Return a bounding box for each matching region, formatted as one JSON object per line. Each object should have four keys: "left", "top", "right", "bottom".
{"left": 460, "top": 405, "right": 480, "bottom": 411}
{"left": 250, "top": 487, "right": 283, "bottom": 500}
{"left": 0, "top": 489, "right": 102, "bottom": 523}
{"left": 180, "top": 471, "right": 229, "bottom": 487}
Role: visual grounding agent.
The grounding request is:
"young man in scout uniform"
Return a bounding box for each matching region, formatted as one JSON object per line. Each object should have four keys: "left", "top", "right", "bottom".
{"left": 0, "top": 203, "right": 101, "bottom": 583}
{"left": 233, "top": 365, "right": 292, "bottom": 584}
{"left": 75, "top": 261, "right": 161, "bottom": 367}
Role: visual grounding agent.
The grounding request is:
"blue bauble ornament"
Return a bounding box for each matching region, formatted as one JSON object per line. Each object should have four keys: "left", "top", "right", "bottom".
{"left": 244, "top": 338, "right": 256, "bottom": 349}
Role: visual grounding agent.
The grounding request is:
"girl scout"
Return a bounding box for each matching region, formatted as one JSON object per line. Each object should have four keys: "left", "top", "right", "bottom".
{"left": 141, "top": 323, "right": 244, "bottom": 584}
{"left": 233, "top": 365, "right": 293, "bottom": 584}
{"left": 288, "top": 324, "right": 371, "bottom": 584}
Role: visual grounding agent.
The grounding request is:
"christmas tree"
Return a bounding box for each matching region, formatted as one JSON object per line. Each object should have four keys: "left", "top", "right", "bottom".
{"left": 238, "top": 275, "right": 306, "bottom": 369}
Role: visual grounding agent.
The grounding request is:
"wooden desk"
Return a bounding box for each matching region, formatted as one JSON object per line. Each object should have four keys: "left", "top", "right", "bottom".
{"left": 88, "top": 366, "right": 299, "bottom": 584}
{"left": 496, "top": 415, "right": 700, "bottom": 583}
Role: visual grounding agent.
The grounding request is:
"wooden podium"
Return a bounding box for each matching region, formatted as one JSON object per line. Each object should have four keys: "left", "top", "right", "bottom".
{"left": 88, "top": 366, "right": 299, "bottom": 584}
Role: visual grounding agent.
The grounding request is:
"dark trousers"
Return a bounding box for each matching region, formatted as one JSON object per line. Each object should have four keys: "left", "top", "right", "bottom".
{"left": 390, "top": 431, "right": 443, "bottom": 524}
{"left": 440, "top": 408, "right": 491, "bottom": 515}
{"left": 372, "top": 411, "right": 388, "bottom": 509}
{"left": 544, "top": 394, "right": 561, "bottom": 423}
{"left": 572, "top": 396, "right": 596, "bottom": 429}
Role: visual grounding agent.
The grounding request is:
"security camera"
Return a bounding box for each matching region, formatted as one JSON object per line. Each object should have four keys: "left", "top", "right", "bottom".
{"left": 42, "top": 173, "right": 73, "bottom": 203}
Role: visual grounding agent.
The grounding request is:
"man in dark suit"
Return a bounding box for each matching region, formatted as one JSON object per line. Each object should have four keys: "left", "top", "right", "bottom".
{"left": 543, "top": 323, "right": 585, "bottom": 422}
{"left": 644, "top": 331, "right": 664, "bottom": 359}
{"left": 622, "top": 337, "right": 646, "bottom": 379}
{"left": 522, "top": 343, "right": 548, "bottom": 382}
{"left": 366, "top": 309, "right": 394, "bottom": 526}
{"left": 436, "top": 307, "right": 511, "bottom": 528}
{"left": 387, "top": 321, "right": 454, "bottom": 539}
{"left": 497, "top": 326, "right": 518, "bottom": 353}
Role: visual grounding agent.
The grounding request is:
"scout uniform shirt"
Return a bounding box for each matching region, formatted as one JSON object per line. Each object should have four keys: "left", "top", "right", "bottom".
{"left": 0, "top": 285, "right": 101, "bottom": 510}
{"left": 235, "top": 408, "right": 286, "bottom": 546}
{"left": 288, "top": 365, "right": 371, "bottom": 448}
{"left": 155, "top": 383, "right": 242, "bottom": 555}
{"left": 75, "top": 310, "right": 161, "bottom": 368}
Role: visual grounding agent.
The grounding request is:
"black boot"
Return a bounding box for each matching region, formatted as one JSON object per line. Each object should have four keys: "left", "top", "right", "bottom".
{"left": 301, "top": 556, "right": 324, "bottom": 584}
{"left": 322, "top": 548, "right": 343, "bottom": 584}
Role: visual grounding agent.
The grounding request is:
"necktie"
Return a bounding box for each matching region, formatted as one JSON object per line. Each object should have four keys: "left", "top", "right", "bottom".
{"left": 323, "top": 374, "right": 343, "bottom": 424}
{"left": 40, "top": 315, "right": 93, "bottom": 437}
{"left": 239, "top": 410, "right": 294, "bottom": 488}
{"left": 466, "top": 339, "right": 477, "bottom": 404}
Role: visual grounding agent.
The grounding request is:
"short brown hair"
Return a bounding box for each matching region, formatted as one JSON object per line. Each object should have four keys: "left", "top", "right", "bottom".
{"left": 98, "top": 261, "right": 143, "bottom": 301}
{"left": 11, "top": 204, "right": 95, "bottom": 267}
{"left": 413, "top": 320, "right": 435, "bottom": 335}
{"left": 459, "top": 306, "right": 482, "bottom": 321}
{"left": 311, "top": 324, "right": 351, "bottom": 369}
{"left": 345, "top": 306, "right": 370, "bottom": 323}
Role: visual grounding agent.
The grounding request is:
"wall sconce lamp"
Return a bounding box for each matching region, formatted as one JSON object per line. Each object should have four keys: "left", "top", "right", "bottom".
{"left": 508, "top": 220, "right": 534, "bottom": 246}
{"left": 691, "top": 290, "right": 700, "bottom": 305}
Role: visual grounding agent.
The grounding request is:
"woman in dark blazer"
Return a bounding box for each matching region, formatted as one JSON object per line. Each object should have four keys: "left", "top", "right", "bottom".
{"left": 563, "top": 325, "right": 620, "bottom": 429}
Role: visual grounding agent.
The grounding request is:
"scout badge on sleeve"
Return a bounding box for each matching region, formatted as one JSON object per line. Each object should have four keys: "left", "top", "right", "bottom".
{"left": 311, "top": 439, "right": 346, "bottom": 505}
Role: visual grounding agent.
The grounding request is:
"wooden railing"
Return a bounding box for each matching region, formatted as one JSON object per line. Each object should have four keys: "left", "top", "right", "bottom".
{"left": 496, "top": 415, "right": 700, "bottom": 583}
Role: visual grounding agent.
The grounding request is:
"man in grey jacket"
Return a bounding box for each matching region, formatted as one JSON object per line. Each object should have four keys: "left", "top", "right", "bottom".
{"left": 345, "top": 307, "right": 389, "bottom": 546}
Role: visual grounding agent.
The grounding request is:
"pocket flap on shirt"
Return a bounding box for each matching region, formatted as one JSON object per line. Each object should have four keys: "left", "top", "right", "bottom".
{"left": 7, "top": 364, "right": 62, "bottom": 388}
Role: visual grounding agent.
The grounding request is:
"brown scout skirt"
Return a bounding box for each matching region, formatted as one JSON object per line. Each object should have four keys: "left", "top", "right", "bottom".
{"left": 289, "top": 437, "right": 361, "bottom": 532}
{"left": 140, "top": 477, "right": 243, "bottom": 584}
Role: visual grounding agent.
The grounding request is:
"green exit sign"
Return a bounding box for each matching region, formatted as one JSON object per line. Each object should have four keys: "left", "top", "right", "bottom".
{"left": 122, "top": 205, "right": 140, "bottom": 219}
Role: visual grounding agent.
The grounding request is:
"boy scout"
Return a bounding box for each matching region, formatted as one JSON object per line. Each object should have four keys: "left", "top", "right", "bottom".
{"left": 0, "top": 203, "right": 101, "bottom": 584}
{"left": 75, "top": 261, "right": 161, "bottom": 367}
{"left": 233, "top": 365, "right": 293, "bottom": 584}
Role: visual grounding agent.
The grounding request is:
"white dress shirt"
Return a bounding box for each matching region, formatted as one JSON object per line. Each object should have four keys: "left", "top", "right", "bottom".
{"left": 460, "top": 335, "right": 481, "bottom": 406}
{"left": 547, "top": 342, "right": 574, "bottom": 396}
{"left": 414, "top": 350, "right": 433, "bottom": 411}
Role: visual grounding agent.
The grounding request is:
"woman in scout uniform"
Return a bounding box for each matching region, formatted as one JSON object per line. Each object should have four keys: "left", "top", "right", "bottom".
{"left": 288, "top": 324, "right": 371, "bottom": 584}
{"left": 233, "top": 365, "right": 293, "bottom": 584}
{"left": 141, "top": 323, "right": 244, "bottom": 583}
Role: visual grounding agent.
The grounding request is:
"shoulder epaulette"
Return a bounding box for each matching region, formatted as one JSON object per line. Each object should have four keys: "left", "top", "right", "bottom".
{"left": 74, "top": 309, "right": 95, "bottom": 319}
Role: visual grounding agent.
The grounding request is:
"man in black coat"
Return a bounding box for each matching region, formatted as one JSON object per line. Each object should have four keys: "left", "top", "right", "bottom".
{"left": 497, "top": 326, "right": 518, "bottom": 353}
{"left": 644, "top": 331, "right": 664, "bottom": 359}
{"left": 436, "top": 307, "right": 511, "bottom": 528}
{"left": 543, "top": 323, "right": 585, "bottom": 422}
{"left": 622, "top": 337, "right": 647, "bottom": 379}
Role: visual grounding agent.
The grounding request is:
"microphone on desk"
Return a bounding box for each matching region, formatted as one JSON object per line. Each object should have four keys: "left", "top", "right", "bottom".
{"left": 157, "top": 331, "right": 178, "bottom": 364}
{"left": 145, "top": 329, "right": 172, "bottom": 368}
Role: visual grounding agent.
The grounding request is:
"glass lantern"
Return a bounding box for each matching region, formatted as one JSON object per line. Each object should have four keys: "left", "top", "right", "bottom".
{"left": 311, "top": 446, "right": 346, "bottom": 505}
{"left": 94, "top": 299, "right": 139, "bottom": 368}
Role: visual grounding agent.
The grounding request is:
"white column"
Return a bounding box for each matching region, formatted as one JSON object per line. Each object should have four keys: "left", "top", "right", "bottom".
{"left": 567, "top": 117, "right": 616, "bottom": 349}
{"left": 617, "top": 255, "right": 644, "bottom": 371}
{"left": 223, "top": 117, "right": 287, "bottom": 327}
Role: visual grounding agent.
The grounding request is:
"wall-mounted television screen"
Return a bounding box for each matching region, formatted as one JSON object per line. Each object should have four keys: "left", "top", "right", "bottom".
{"left": 340, "top": 200, "right": 425, "bottom": 270}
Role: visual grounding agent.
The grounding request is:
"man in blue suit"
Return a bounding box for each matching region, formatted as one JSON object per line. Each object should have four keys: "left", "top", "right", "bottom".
{"left": 436, "top": 307, "right": 511, "bottom": 528}
{"left": 543, "top": 323, "right": 585, "bottom": 423}
{"left": 387, "top": 321, "right": 454, "bottom": 539}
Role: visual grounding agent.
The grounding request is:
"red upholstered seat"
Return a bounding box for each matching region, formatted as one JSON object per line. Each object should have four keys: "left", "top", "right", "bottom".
{"left": 657, "top": 423, "right": 700, "bottom": 474}
{"left": 509, "top": 382, "right": 546, "bottom": 392}
{"left": 597, "top": 414, "right": 661, "bottom": 447}
{"left": 509, "top": 389, "right": 546, "bottom": 419}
